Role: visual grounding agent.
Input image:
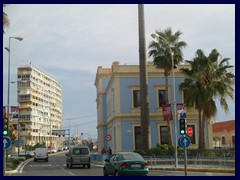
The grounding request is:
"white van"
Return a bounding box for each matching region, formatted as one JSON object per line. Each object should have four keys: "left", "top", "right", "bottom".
{"left": 34, "top": 148, "right": 48, "bottom": 162}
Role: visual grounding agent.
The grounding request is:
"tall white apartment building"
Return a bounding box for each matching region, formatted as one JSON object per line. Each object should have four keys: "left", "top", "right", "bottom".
{"left": 17, "top": 64, "right": 62, "bottom": 149}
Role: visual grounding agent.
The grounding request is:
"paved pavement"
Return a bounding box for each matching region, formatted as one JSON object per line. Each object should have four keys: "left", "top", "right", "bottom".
{"left": 92, "top": 161, "right": 235, "bottom": 173}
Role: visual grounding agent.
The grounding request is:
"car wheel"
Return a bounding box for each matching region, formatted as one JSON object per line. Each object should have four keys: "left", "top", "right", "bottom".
{"left": 34, "top": 158, "right": 37, "bottom": 162}
{"left": 103, "top": 168, "right": 108, "bottom": 176}
{"left": 114, "top": 171, "right": 119, "bottom": 176}
{"left": 66, "top": 163, "right": 69, "bottom": 168}
{"left": 46, "top": 158, "right": 48, "bottom": 162}
{"left": 87, "top": 164, "right": 90, "bottom": 169}
{"left": 69, "top": 159, "right": 73, "bottom": 168}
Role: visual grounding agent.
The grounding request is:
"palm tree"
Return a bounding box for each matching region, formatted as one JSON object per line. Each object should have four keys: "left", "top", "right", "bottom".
{"left": 138, "top": 4, "right": 150, "bottom": 152}
{"left": 180, "top": 49, "right": 235, "bottom": 149}
{"left": 148, "top": 28, "right": 187, "bottom": 146}
{"left": 3, "top": 4, "right": 10, "bottom": 34}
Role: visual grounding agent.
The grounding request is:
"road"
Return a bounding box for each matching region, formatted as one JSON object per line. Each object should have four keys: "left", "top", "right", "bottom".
{"left": 9, "top": 152, "right": 234, "bottom": 176}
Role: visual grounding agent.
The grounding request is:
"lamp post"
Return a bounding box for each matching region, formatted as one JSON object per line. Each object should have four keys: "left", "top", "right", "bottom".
{"left": 151, "top": 33, "right": 178, "bottom": 168}
{"left": 5, "top": 37, "right": 23, "bottom": 129}
{"left": 4, "top": 37, "right": 23, "bottom": 164}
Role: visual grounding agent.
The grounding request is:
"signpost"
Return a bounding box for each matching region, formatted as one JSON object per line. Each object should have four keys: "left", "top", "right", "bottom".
{"left": 14, "top": 139, "right": 26, "bottom": 147}
{"left": 179, "top": 136, "right": 191, "bottom": 176}
{"left": 3, "top": 136, "right": 11, "bottom": 149}
{"left": 179, "top": 136, "right": 191, "bottom": 148}
{"left": 3, "top": 136, "right": 11, "bottom": 176}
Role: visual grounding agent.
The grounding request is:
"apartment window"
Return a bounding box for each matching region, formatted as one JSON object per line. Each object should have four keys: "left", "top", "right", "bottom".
{"left": 19, "top": 94, "right": 31, "bottom": 101}
{"left": 133, "top": 90, "right": 140, "bottom": 108}
{"left": 160, "top": 126, "right": 168, "bottom": 145}
{"left": 134, "top": 126, "right": 141, "bottom": 151}
{"left": 187, "top": 125, "right": 196, "bottom": 144}
{"left": 158, "top": 90, "right": 166, "bottom": 107}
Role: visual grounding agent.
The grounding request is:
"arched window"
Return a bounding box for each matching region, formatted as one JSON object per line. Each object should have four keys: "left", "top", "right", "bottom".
{"left": 221, "top": 136, "right": 226, "bottom": 145}
{"left": 232, "top": 135, "right": 235, "bottom": 147}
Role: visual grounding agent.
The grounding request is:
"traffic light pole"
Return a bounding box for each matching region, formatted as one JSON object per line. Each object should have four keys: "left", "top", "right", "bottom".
{"left": 184, "top": 147, "right": 188, "bottom": 176}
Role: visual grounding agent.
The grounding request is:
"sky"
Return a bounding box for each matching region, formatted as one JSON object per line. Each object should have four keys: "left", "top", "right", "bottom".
{"left": 3, "top": 4, "right": 235, "bottom": 139}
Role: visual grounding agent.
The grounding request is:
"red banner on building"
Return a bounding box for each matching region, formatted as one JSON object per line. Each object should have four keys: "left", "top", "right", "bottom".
{"left": 162, "top": 104, "right": 173, "bottom": 121}
{"left": 11, "top": 106, "right": 19, "bottom": 119}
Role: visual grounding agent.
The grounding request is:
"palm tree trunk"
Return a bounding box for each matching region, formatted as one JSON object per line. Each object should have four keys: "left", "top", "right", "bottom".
{"left": 201, "top": 115, "right": 206, "bottom": 149}
{"left": 165, "top": 74, "right": 172, "bottom": 146}
{"left": 198, "top": 109, "right": 205, "bottom": 150}
{"left": 138, "top": 4, "right": 150, "bottom": 152}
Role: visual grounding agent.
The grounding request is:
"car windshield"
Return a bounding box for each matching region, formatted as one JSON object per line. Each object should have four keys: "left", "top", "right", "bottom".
{"left": 72, "top": 148, "right": 89, "bottom": 155}
{"left": 122, "top": 153, "right": 144, "bottom": 161}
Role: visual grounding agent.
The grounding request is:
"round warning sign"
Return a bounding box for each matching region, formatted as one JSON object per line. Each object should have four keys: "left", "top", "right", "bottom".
{"left": 105, "top": 134, "right": 112, "bottom": 141}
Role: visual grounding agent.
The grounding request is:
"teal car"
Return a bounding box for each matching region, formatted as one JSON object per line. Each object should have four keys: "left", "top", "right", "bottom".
{"left": 103, "top": 152, "right": 149, "bottom": 176}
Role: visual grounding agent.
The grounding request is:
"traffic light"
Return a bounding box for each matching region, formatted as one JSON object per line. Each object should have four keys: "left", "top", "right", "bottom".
{"left": 3, "top": 117, "right": 9, "bottom": 136}
{"left": 179, "top": 118, "right": 187, "bottom": 135}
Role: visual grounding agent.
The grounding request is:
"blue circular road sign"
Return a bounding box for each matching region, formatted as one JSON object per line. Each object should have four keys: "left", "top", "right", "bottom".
{"left": 3, "top": 136, "right": 11, "bottom": 149}
{"left": 178, "top": 136, "right": 191, "bottom": 148}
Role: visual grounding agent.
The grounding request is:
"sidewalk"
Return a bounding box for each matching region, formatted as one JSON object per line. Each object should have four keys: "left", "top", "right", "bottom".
{"left": 92, "top": 161, "right": 235, "bottom": 173}
{"left": 148, "top": 164, "right": 235, "bottom": 173}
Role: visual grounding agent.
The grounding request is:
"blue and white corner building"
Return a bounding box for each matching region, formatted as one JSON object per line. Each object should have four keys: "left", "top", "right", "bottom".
{"left": 95, "top": 61, "right": 213, "bottom": 152}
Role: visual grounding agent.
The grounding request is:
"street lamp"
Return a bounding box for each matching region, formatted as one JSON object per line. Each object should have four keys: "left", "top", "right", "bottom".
{"left": 5, "top": 37, "right": 23, "bottom": 136}
{"left": 4, "top": 37, "right": 23, "bottom": 164}
{"left": 151, "top": 33, "right": 178, "bottom": 168}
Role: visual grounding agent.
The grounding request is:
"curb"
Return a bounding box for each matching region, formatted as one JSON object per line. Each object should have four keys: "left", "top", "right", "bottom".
{"left": 5, "top": 158, "right": 33, "bottom": 175}
{"left": 148, "top": 167, "right": 235, "bottom": 173}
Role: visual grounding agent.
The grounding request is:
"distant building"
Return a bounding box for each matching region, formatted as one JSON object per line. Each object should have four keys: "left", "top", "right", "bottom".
{"left": 16, "top": 64, "right": 63, "bottom": 149}
{"left": 212, "top": 120, "right": 235, "bottom": 148}
{"left": 95, "top": 61, "right": 213, "bottom": 152}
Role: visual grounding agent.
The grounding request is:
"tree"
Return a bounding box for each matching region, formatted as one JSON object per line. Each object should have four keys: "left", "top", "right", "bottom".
{"left": 3, "top": 4, "right": 10, "bottom": 34}
{"left": 138, "top": 4, "right": 150, "bottom": 152}
{"left": 180, "top": 49, "right": 235, "bottom": 149}
{"left": 148, "top": 28, "right": 187, "bottom": 146}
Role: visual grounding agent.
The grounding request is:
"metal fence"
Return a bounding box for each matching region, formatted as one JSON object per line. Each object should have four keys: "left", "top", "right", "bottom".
{"left": 143, "top": 154, "right": 235, "bottom": 168}
{"left": 90, "top": 153, "right": 235, "bottom": 169}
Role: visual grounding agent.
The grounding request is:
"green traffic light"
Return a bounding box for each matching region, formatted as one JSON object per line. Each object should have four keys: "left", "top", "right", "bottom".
{"left": 180, "top": 130, "right": 185, "bottom": 135}
{"left": 3, "top": 130, "right": 8, "bottom": 136}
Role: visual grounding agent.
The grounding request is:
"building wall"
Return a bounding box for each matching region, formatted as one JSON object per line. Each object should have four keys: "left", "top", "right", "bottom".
{"left": 17, "top": 64, "right": 63, "bottom": 149}
{"left": 95, "top": 61, "right": 213, "bottom": 152}
{"left": 212, "top": 120, "right": 235, "bottom": 148}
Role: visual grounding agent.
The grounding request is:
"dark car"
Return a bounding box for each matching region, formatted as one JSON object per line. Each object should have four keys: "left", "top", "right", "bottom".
{"left": 103, "top": 152, "right": 149, "bottom": 176}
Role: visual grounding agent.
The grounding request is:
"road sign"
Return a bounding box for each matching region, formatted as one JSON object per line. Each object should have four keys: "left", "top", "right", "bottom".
{"left": 14, "top": 139, "right": 26, "bottom": 147}
{"left": 105, "top": 134, "right": 112, "bottom": 141}
{"left": 177, "top": 103, "right": 187, "bottom": 119}
{"left": 179, "top": 136, "right": 191, "bottom": 148}
{"left": 187, "top": 127, "right": 193, "bottom": 137}
{"left": 3, "top": 136, "right": 11, "bottom": 149}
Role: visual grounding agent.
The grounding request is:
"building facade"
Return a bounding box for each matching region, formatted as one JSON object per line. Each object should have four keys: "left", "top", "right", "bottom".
{"left": 16, "top": 64, "right": 63, "bottom": 149}
{"left": 212, "top": 120, "right": 235, "bottom": 148}
{"left": 95, "top": 61, "right": 213, "bottom": 152}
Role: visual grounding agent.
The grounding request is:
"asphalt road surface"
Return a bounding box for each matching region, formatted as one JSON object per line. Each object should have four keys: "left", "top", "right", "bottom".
{"left": 9, "top": 152, "right": 234, "bottom": 176}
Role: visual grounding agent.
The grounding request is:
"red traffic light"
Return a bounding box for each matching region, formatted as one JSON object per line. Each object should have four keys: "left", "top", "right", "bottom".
{"left": 187, "top": 127, "right": 193, "bottom": 137}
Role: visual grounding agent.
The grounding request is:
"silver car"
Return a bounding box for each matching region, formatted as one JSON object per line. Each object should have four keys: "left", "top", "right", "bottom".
{"left": 66, "top": 146, "right": 91, "bottom": 168}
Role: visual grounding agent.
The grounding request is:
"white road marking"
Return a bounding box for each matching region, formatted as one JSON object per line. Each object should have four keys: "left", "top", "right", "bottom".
{"left": 206, "top": 172, "right": 213, "bottom": 176}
